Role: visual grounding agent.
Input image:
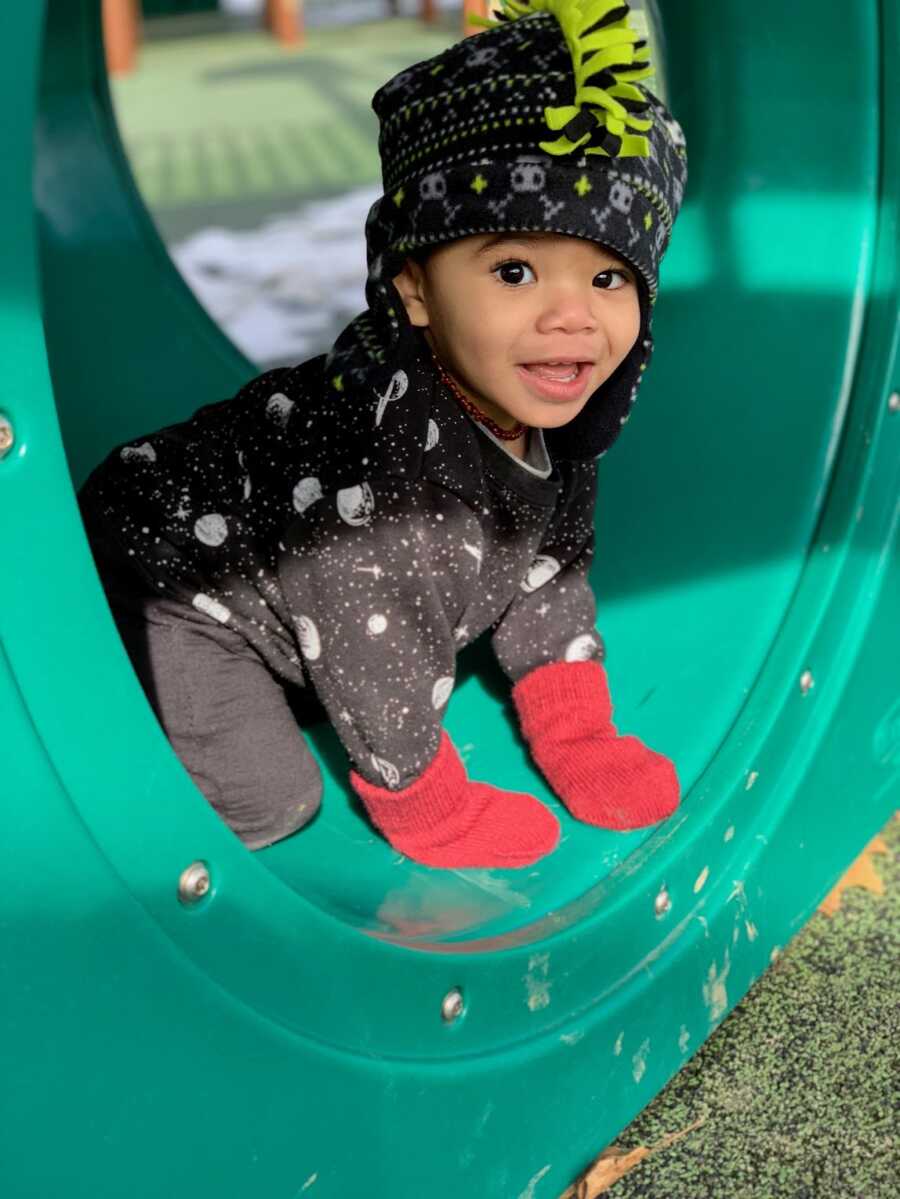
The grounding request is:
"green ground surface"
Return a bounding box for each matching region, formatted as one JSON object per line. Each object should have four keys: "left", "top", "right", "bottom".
{"left": 111, "top": 15, "right": 457, "bottom": 239}
{"left": 111, "top": 19, "right": 899, "bottom": 1197}
{"left": 600, "top": 815, "right": 899, "bottom": 1199}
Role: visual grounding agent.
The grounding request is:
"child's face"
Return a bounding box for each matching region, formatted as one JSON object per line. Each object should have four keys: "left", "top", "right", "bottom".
{"left": 392, "top": 231, "right": 642, "bottom": 433}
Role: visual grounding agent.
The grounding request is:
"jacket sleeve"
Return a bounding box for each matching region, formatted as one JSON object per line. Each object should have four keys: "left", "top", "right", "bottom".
{"left": 276, "top": 477, "right": 483, "bottom": 789}
{"left": 490, "top": 459, "right": 606, "bottom": 682}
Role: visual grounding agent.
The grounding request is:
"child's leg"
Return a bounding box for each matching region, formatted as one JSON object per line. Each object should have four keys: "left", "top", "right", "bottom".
{"left": 84, "top": 527, "right": 322, "bottom": 850}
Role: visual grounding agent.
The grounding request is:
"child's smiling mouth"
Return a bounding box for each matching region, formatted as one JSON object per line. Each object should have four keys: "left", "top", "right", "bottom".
{"left": 516, "top": 360, "right": 594, "bottom": 401}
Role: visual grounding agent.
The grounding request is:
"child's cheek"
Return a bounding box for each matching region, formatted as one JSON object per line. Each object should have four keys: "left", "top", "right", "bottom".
{"left": 466, "top": 305, "right": 511, "bottom": 374}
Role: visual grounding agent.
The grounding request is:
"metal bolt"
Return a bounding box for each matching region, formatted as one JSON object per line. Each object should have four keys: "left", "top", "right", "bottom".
{"left": 0, "top": 415, "right": 14, "bottom": 459}
{"left": 888, "top": 391, "right": 900, "bottom": 413}
{"left": 177, "top": 861, "right": 211, "bottom": 905}
{"left": 654, "top": 887, "right": 671, "bottom": 917}
{"left": 799, "top": 670, "right": 815, "bottom": 696}
{"left": 441, "top": 988, "right": 465, "bottom": 1024}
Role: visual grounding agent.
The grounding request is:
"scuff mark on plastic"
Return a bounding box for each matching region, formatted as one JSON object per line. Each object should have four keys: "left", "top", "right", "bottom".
{"left": 632, "top": 1037, "right": 651, "bottom": 1083}
{"left": 455, "top": 870, "right": 531, "bottom": 909}
{"left": 299, "top": 1174, "right": 317, "bottom": 1193}
{"left": 560, "top": 1029, "right": 584, "bottom": 1046}
{"left": 703, "top": 950, "right": 731, "bottom": 1023}
{"left": 678, "top": 1025, "right": 690, "bottom": 1053}
{"left": 476, "top": 1100, "right": 495, "bottom": 1136}
{"left": 745, "top": 920, "right": 758, "bottom": 942}
{"left": 613, "top": 1031, "right": 624, "bottom": 1056}
{"left": 693, "top": 866, "right": 709, "bottom": 893}
{"left": 525, "top": 953, "right": 552, "bottom": 1011}
{"left": 457, "top": 738, "right": 479, "bottom": 767}
{"left": 517, "top": 1163, "right": 551, "bottom": 1198}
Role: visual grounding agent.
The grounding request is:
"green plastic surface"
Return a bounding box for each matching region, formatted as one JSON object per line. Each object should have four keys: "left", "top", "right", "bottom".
{"left": 1, "top": 2, "right": 898, "bottom": 1195}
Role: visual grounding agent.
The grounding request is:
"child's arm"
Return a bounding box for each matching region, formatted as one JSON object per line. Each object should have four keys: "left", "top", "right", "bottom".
{"left": 277, "top": 476, "right": 559, "bottom": 867}
{"left": 492, "top": 461, "right": 681, "bottom": 831}
{"left": 277, "top": 476, "right": 483, "bottom": 789}
{"left": 490, "top": 459, "right": 605, "bottom": 681}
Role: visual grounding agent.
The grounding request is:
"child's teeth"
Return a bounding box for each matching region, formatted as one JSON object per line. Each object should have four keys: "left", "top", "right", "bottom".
{"left": 528, "top": 364, "right": 579, "bottom": 381}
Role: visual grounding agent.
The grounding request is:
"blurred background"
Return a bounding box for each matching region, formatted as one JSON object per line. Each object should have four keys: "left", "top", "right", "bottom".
{"left": 103, "top": 0, "right": 481, "bottom": 370}
{"left": 102, "top": 0, "right": 659, "bottom": 372}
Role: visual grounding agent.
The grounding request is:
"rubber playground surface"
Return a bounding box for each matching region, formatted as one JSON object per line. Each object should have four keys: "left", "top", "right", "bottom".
{"left": 110, "top": 15, "right": 899, "bottom": 1197}
{"left": 110, "top": 12, "right": 457, "bottom": 241}
{"left": 584, "top": 816, "right": 899, "bottom": 1199}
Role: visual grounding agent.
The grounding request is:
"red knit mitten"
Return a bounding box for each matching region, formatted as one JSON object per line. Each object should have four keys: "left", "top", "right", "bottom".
{"left": 512, "top": 660, "right": 680, "bottom": 830}
{"left": 350, "top": 731, "right": 560, "bottom": 869}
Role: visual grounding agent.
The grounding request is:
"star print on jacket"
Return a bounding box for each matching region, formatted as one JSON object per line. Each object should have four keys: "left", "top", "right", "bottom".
{"left": 78, "top": 328, "right": 605, "bottom": 789}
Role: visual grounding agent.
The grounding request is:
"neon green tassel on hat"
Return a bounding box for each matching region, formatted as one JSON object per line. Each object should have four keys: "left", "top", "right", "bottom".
{"left": 470, "top": 0, "right": 654, "bottom": 158}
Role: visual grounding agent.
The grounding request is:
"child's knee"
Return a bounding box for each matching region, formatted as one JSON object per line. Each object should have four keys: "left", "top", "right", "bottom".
{"left": 239, "top": 764, "right": 323, "bottom": 851}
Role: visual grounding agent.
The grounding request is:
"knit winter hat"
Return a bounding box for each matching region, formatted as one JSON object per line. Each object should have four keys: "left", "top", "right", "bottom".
{"left": 330, "top": 0, "right": 688, "bottom": 461}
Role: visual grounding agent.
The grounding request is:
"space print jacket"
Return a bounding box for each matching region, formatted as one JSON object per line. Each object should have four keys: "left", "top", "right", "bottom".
{"left": 78, "top": 328, "right": 605, "bottom": 789}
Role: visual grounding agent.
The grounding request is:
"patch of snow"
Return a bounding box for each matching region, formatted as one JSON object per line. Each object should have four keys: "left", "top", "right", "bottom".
{"left": 169, "top": 184, "right": 381, "bottom": 369}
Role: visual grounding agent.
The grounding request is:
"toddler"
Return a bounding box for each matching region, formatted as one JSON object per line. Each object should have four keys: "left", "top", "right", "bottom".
{"left": 78, "top": 0, "right": 689, "bottom": 868}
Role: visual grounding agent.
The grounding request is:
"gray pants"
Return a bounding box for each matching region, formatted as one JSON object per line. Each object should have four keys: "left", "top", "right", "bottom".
{"left": 81, "top": 516, "right": 323, "bottom": 850}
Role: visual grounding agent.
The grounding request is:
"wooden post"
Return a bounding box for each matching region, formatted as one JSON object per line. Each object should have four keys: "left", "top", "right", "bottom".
{"left": 462, "top": 0, "right": 491, "bottom": 38}
{"left": 420, "top": 0, "right": 437, "bottom": 23}
{"left": 102, "top": 0, "right": 140, "bottom": 77}
{"left": 265, "top": 0, "right": 304, "bottom": 47}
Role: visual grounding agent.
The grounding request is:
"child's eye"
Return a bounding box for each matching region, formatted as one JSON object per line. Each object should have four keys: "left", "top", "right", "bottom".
{"left": 491, "top": 259, "right": 536, "bottom": 287}
{"left": 594, "top": 270, "right": 631, "bottom": 290}
{"left": 488, "top": 258, "right": 627, "bottom": 288}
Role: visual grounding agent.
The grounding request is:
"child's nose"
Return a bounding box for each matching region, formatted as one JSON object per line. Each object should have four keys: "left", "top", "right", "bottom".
{"left": 536, "top": 287, "right": 599, "bottom": 334}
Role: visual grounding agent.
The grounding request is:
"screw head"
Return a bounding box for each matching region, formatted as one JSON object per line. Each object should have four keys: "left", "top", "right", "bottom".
{"left": 0, "top": 415, "right": 14, "bottom": 459}
{"left": 441, "top": 988, "right": 465, "bottom": 1023}
{"left": 177, "top": 861, "right": 211, "bottom": 905}
{"left": 799, "top": 670, "right": 815, "bottom": 695}
{"left": 654, "top": 887, "right": 672, "bottom": 917}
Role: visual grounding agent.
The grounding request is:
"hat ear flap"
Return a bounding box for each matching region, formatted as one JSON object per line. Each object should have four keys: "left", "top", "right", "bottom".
{"left": 544, "top": 280, "right": 652, "bottom": 460}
